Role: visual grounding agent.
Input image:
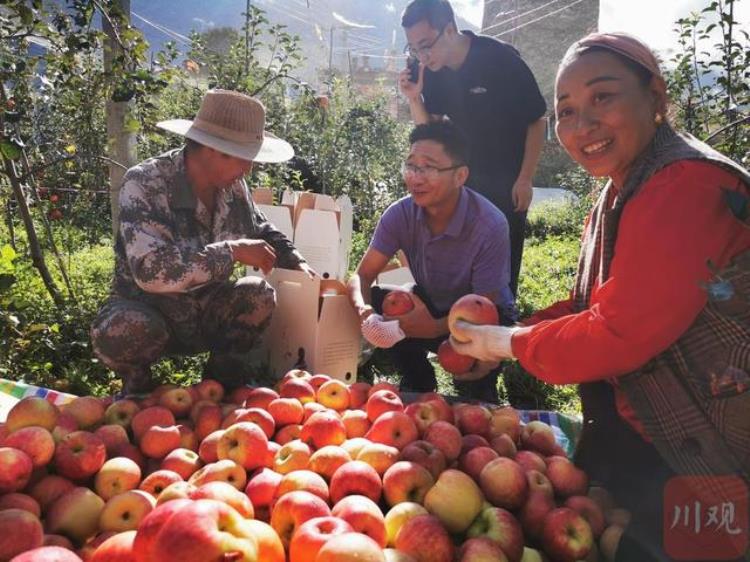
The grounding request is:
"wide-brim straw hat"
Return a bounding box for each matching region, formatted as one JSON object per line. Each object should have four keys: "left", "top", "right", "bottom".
{"left": 157, "top": 89, "right": 294, "bottom": 163}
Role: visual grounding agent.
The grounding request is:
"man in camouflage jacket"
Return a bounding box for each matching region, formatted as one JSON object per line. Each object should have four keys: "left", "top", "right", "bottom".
{"left": 91, "top": 90, "right": 313, "bottom": 394}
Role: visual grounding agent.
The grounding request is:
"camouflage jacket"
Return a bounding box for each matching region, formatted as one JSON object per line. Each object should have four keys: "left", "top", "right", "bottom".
{"left": 111, "top": 148, "right": 305, "bottom": 299}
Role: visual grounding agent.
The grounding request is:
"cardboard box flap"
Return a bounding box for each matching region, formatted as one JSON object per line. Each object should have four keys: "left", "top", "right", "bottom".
{"left": 281, "top": 189, "right": 296, "bottom": 206}
{"left": 252, "top": 188, "right": 274, "bottom": 205}
{"left": 315, "top": 294, "right": 360, "bottom": 383}
{"left": 293, "top": 192, "right": 318, "bottom": 227}
{"left": 294, "top": 209, "right": 341, "bottom": 279}
{"left": 313, "top": 194, "right": 337, "bottom": 212}
{"left": 266, "top": 270, "right": 319, "bottom": 374}
{"left": 256, "top": 204, "right": 294, "bottom": 241}
{"left": 335, "top": 195, "right": 354, "bottom": 280}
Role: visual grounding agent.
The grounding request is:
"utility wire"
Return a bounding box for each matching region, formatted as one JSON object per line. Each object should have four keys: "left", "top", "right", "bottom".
{"left": 483, "top": 0, "right": 565, "bottom": 34}
{"left": 490, "top": 0, "right": 587, "bottom": 38}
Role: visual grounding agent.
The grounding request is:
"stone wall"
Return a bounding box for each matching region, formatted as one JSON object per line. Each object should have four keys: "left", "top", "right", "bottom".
{"left": 482, "top": 0, "right": 600, "bottom": 185}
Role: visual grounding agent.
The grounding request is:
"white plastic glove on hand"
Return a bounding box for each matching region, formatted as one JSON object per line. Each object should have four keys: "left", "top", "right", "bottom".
{"left": 362, "top": 314, "right": 406, "bottom": 349}
{"left": 449, "top": 320, "right": 519, "bottom": 362}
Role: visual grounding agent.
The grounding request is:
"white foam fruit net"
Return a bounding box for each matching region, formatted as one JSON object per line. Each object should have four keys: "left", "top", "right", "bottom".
{"left": 361, "top": 314, "right": 406, "bottom": 348}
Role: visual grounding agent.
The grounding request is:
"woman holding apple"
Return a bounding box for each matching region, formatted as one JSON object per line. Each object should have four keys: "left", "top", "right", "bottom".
{"left": 451, "top": 32, "right": 749, "bottom": 561}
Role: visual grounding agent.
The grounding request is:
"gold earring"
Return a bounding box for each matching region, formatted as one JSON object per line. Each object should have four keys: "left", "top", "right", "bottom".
{"left": 654, "top": 113, "right": 663, "bottom": 124}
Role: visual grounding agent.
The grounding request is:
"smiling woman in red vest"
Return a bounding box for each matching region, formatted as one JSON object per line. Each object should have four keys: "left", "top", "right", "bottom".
{"left": 451, "top": 32, "right": 750, "bottom": 561}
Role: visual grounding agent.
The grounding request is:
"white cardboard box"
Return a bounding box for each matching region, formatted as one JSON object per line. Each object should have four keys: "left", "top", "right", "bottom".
{"left": 251, "top": 188, "right": 353, "bottom": 281}
{"left": 264, "top": 269, "right": 360, "bottom": 383}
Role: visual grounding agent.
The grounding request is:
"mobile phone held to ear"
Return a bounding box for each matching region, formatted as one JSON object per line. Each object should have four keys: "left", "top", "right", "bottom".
{"left": 407, "top": 56, "right": 419, "bottom": 83}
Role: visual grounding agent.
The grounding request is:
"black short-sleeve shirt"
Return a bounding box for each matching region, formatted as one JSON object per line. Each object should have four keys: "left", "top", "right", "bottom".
{"left": 422, "top": 31, "right": 546, "bottom": 208}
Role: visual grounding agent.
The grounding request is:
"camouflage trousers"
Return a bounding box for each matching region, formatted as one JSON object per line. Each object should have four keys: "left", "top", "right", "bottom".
{"left": 90, "top": 276, "right": 275, "bottom": 394}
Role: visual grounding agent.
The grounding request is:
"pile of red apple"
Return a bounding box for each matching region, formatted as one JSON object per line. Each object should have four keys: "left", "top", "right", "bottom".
{"left": 0, "top": 372, "right": 630, "bottom": 562}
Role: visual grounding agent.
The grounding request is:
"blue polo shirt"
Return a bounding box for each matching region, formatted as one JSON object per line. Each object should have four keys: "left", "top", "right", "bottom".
{"left": 370, "top": 187, "right": 514, "bottom": 313}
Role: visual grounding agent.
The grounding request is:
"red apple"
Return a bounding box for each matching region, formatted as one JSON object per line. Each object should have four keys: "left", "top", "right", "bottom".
{"left": 140, "top": 425, "right": 181, "bottom": 459}
{"left": 394, "top": 514, "right": 454, "bottom": 562}
{"left": 546, "top": 456, "right": 588, "bottom": 497}
{"left": 5, "top": 398, "right": 59, "bottom": 433}
{"left": 279, "top": 378, "right": 316, "bottom": 404}
{"left": 99, "top": 490, "right": 156, "bottom": 532}
{"left": 423, "top": 420, "right": 462, "bottom": 462}
{"left": 329, "top": 460, "right": 382, "bottom": 504}
{"left": 155, "top": 481, "right": 197, "bottom": 505}
{"left": 267, "top": 398, "right": 305, "bottom": 426}
{"left": 131, "top": 407, "right": 175, "bottom": 443}
{"left": 0, "top": 493, "right": 41, "bottom": 517}
{"left": 62, "top": 397, "right": 104, "bottom": 430}
{"left": 398, "top": 440, "right": 446, "bottom": 480}
{"left": 315, "top": 532, "right": 386, "bottom": 562}
{"left": 458, "top": 537, "right": 508, "bottom": 562}
{"left": 541, "top": 507, "right": 594, "bottom": 561}
{"left": 241, "top": 387, "right": 279, "bottom": 409}
{"left": 437, "top": 340, "right": 475, "bottom": 375}
{"left": 365, "top": 411, "right": 418, "bottom": 450}
{"left": 489, "top": 433, "right": 517, "bottom": 458}
{"left": 29, "top": 475, "right": 75, "bottom": 512}
{"left": 565, "top": 495, "right": 606, "bottom": 538}
{"left": 217, "top": 421, "right": 269, "bottom": 471}
{"left": 221, "top": 407, "right": 275, "bottom": 438}
{"left": 2, "top": 426, "right": 55, "bottom": 469}
{"left": 188, "top": 459, "right": 246, "bottom": 491}
{"left": 459, "top": 446, "right": 499, "bottom": 482}
{"left": 275, "top": 469, "right": 329, "bottom": 503}
{"left": 45, "top": 487, "right": 105, "bottom": 544}
{"left": 0, "top": 508, "right": 44, "bottom": 560}
{"left": 54, "top": 431, "right": 106, "bottom": 481}
{"left": 348, "top": 382, "right": 371, "bottom": 409}
{"left": 479, "top": 457, "right": 528, "bottom": 510}
{"left": 515, "top": 450, "right": 547, "bottom": 474}
{"left": 382, "top": 290, "right": 414, "bottom": 317}
{"left": 193, "top": 379, "right": 224, "bottom": 403}
{"left": 189, "top": 481, "right": 254, "bottom": 518}
{"left": 308, "top": 445, "right": 352, "bottom": 481}
{"left": 134, "top": 499, "right": 259, "bottom": 561}
{"left": 519, "top": 488, "right": 556, "bottom": 540}
{"left": 269, "top": 490, "right": 331, "bottom": 549}
{"left": 197, "top": 430, "right": 224, "bottom": 463}
{"left": 95, "top": 457, "right": 142, "bottom": 500}
{"left": 404, "top": 402, "right": 440, "bottom": 436}
{"left": 274, "top": 423, "right": 302, "bottom": 445}
{"left": 274, "top": 439, "right": 312, "bottom": 474}
{"left": 341, "top": 409, "right": 371, "bottom": 439}
{"left": 244, "top": 519, "right": 284, "bottom": 562}
{"left": 487, "top": 407, "right": 521, "bottom": 442}
{"left": 448, "top": 294, "right": 499, "bottom": 343}
{"left": 332, "top": 495, "right": 387, "bottom": 547}
{"left": 356, "top": 442, "right": 400, "bottom": 476}
{"left": 300, "top": 411, "right": 346, "bottom": 450}
{"left": 461, "top": 433, "right": 490, "bottom": 455}
{"left": 245, "top": 468, "right": 282, "bottom": 512}
{"left": 94, "top": 424, "right": 130, "bottom": 456}
{"left": 10, "top": 546, "right": 83, "bottom": 562}
{"left": 289, "top": 516, "right": 353, "bottom": 562}
{"left": 382, "top": 461, "right": 434, "bottom": 507}
{"left": 316, "top": 380, "right": 351, "bottom": 411}
{"left": 0, "top": 447, "right": 34, "bottom": 493}
{"left": 88, "top": 529, "right": 136, "bottom": 562}
{"left": 383, "top": 502, "right": 428, "bottom": 547}
{"left": 158, "top": 388, "right": 193, "bottom": 418}
{"left": 139, "top": 470, "right": 183, "bottom": 497}
{"left": 467, "top": 506, "right": 524, "bottom": 562}
{"left": 520, "top": 421, "right": 558, "bottom": 456}
{"left": 368, "top": 382, "right": 399, "bottom": 397}
{"left": 366, "top": 390, "right": 404, "bottom": 423}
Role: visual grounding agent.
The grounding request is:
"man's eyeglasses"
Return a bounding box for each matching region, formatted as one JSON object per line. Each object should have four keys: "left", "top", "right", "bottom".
{"left": 401, "top": 162, "right": 464, "bottom": 181}
{"left": 403, "top": 27, "right": 446, "bottom": 59}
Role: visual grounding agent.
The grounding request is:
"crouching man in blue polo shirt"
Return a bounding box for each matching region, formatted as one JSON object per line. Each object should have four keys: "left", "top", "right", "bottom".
{"left": 347, "top": 119, "right": 516, "bottom": 402}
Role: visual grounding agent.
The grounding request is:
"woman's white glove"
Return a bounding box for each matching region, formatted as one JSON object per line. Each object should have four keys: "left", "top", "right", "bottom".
{"left": 361, "top": 313, "right": 406, "bottom": 348}
{"left": 449, "top": 320, "right": 520, "bottom": 362}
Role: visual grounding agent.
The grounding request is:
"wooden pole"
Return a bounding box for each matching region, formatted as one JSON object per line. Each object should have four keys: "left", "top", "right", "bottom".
{"left": 103, "top": 0, "right": 136, "bottom": 239}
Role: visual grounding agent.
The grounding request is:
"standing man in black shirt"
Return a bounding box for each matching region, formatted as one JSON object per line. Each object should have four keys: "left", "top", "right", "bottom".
{"left": 399, "top": 0, "right": 547, "bottom": 296}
